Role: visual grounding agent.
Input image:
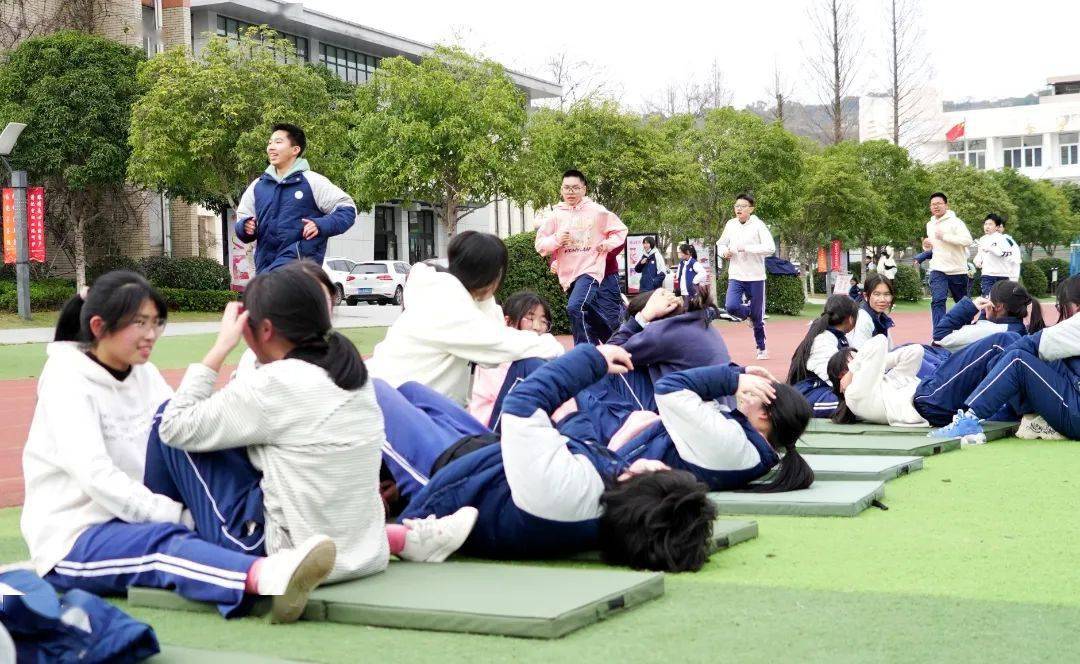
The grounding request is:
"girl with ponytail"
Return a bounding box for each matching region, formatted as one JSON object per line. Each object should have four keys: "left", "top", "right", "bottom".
{"left": 932, "top": 279, "right": 1044, "bottom": 352}
{"left": 786, "top": 295, "right": 858, "bottom": 417}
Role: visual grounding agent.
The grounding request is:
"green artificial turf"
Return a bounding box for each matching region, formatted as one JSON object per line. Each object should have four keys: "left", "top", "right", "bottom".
{"left": 0, "top": 327, "right": 388, "bottom": 380}
{"left": 4, "top": 437, "right": 1080, "bottom": 661}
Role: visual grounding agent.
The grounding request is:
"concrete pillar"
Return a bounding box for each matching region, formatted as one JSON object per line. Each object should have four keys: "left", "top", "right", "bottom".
{"left": 160, "top": 0, "right": 192, "bottom": 50}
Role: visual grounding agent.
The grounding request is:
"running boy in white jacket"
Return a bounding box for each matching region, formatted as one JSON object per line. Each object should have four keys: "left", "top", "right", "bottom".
{"left": 923, "top": 192, "right": 974, "bottom": 327}
{"left": 716, "top": 193, "right": 775, "bottom": 359}
{"left": 973, "top": 213, "right": 1022, "bottom": 296}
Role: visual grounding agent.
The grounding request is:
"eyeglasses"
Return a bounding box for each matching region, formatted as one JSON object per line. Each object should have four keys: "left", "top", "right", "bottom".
{"left": 869, "top": 291, "right": 893, "bottom": 300}
{"left": 560, "top": 185, "right": 585, "bottom": 193}
{"left": 131, "top": 316, "right": 167, "bottom": 332}
{"left": 522, "top": 315, "right": 551, "bottom": 332}
{"left": 733, "top": 204, "right": 751, "bottom": 209}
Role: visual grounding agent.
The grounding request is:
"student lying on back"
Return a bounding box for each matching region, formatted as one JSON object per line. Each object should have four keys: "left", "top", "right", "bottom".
{"left": 931, "top": 279, "right": 1044, "bottom": 352}
{"left": 786, "top": 295, "right": 858, "bottom": 417}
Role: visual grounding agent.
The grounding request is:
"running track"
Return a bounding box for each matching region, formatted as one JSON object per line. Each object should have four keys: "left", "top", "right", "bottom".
{"left": 0, "top": 308, "right": 1033, "bottom": 508}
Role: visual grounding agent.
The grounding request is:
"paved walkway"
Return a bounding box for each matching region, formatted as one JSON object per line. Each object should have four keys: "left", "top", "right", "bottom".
{"left": 0, "top": 302, "right": 402, "bottom": 345}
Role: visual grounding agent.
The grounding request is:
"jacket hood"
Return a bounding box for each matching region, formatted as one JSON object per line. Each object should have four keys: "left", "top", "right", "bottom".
{"left": 45, "top": 341, "right": 131, "bottom": 387}
{"left": 263, "top": 158, "right": 310, "bottom": 182}
{"left": 555, "top": 197, "right": 597, "bottom": 212}
{"left": 931, "top": 209, "right": 957, "bottom": 223}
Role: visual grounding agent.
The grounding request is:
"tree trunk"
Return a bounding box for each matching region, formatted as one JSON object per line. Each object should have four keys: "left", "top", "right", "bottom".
{"left": 441, "top": 197, "right": 459, "bottom": 238}
{"left": 73, "top": 215, "right": 87, "bottom": 292}
{"left": 891, "top": 0, "right": 900, "bottom": 145}
{"left": 831, "top": 0, "right": 842, "bottom": 145}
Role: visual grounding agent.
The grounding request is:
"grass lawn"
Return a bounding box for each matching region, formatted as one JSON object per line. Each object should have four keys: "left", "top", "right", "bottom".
{"left": 0, "top": 310, "right": 225, "bottom": 330}
{"left": 0, "top": 327, "right": 389, "bottom": 381}
{"left": 3, "top": 437, "right": 1080, "bottom": 661}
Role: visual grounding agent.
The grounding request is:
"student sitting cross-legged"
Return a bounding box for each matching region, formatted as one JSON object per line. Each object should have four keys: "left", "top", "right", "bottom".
{"left": 21, "top": 271, "right": 343, "bottom": 624}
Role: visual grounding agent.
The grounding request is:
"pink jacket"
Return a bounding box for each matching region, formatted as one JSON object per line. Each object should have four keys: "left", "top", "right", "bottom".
{"left": 469, "top": 362, "right": 577, "bottom": 428}
{"left": 535, "top": 198, "right": 628, "bottom": 290}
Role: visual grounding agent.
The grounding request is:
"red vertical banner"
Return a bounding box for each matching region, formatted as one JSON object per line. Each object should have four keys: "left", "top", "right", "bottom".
{"left": 27, "top": 186, "right": 45, "bottom": 262}
{"left": 2, "top": 189, "right": 14, "bottom": 264}
{"left": 830, "top": 240, "right": 842, "bottom": 271}
{"left": 816, "top": 246, "right": 827, "bottom": 273}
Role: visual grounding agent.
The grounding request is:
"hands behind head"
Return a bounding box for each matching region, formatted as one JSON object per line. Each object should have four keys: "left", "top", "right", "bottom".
{"left": 641, "top": 288, "right": 681, "bottom": 322}
{"left": 737, "top": 372, "right": 776, "bottom": 405}
{"left": 596, "top": 344, "right": 634, "bottom": 375}
{"left": 617, "top": 458, "right": 671, "bottom": 482}
{"left": 744, "top": 365, "right": 779, "bottom": 382}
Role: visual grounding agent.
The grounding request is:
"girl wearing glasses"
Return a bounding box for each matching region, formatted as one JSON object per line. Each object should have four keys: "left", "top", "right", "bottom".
{"left": 849, "top": 274, "right": 897, "bottom": 351}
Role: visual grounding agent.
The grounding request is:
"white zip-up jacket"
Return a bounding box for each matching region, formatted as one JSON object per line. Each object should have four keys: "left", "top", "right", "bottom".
{"left": 716, "top": 215, "right": 775, "bottom": 282}
{"left": 367, "top": 263, "right": 565, "bottom": 405}
{"left": 926, "top": 210, "right": 973, "bottom": 276}
{"left": 159, "top": 360, "right": 390, "bottom": 582}
{"left": 974, "top": 232, "right": 1021, "bottom": 280}
{"left": 21, "top": 343, "right": 181, "bottom": 576}
{"left": 843, "top": 336, "right": 929, "bottom": 427}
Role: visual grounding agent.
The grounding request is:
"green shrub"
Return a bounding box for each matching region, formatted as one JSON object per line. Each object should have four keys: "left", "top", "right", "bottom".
{"left": 892, "top": 264, "right": 924, "bottom": 302}
{"left": 715, "top": 273, "right": 806, "bottom": 316}
{"left": 969, "top": 269, "right": 982, "bottom": 297}
{"left": 1019, "top": 262, "right": 1048, "bottom": 298}
{"left": 159, "top": 287, "right": 239, "bottom": 312}
{"left": 1032, "top": 258, "right": 1069, "bottom": 290}
{"left": 497, "top": 232, "right": 570, "bottom": 335}
{"left": 0, "top": 279, "right": 76, "bottom": 312}
{"left": 88, "top": 255, "right": 142, "bottom": 283}
{"left": 140, "top": 256, "right": 230, "bottom": 291}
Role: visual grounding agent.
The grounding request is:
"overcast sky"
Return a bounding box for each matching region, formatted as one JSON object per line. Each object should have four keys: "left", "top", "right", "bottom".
{"left": 302, "top": 0, "right": 1080, "bottom": 109}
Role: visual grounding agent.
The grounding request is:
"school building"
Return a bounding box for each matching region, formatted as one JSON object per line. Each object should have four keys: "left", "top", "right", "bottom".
{"left": 14, "top": 0, "right": 559, "bottom": 269}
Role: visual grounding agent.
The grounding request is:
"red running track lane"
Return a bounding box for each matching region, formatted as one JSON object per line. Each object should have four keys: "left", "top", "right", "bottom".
{"left": 0, "top": 306, "right": 1049, "bottom": 508}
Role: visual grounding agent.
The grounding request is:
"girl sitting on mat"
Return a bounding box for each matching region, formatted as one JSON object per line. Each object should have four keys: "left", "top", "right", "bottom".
{"left": 21, "top": 270, "right": 346, "bottom": 624}
{"left": 467, "top": 291, "right": 575, "bottom": 431}
{"left": 786, "top": 295, "right": 858, "bottom": 418}
{"left": 368, "top": 231, "right": 565, "bottom": 406}
{"left": 849, "top": 274, "right": 896, "bottom": 351}
{"left": 828, "top": 331, "right": 1022, "bottom": 444}
{"left": 377, "top": 344, "right": 719, "bottom": 570}
{"left": 931, "top": 280, "right": 1044, "bottom": 353}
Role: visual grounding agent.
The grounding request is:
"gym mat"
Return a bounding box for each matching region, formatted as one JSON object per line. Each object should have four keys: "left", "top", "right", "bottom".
{"left": 806, "top": 420, "right": 1018, "bottom": 440}
{"left": 802, "top": 455, "right": 923, "bottom": 481}
{"left": 708, "top": 481, "right": 885, "bottom": 517}
{"left": 149, "top": 646, "right": 303, "bottom": 663}
{"left": 129, "top": 562, "right": 664, "bottom": 639}
{"left": 798, "top": 433, "right": 961, "bottom": 456}
{"left": 569, "top": 518, "right": 758, "bottom": 562}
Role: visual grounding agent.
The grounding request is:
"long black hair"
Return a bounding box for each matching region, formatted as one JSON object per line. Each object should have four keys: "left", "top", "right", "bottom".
{"left": 1056, "top": 275, "right": 1080, "bottom": 323}
{"left": 678, "top": 243, "right": 698, "bottom": 260}
{"left": 988, "top": 279, "right": 1044, "bottom": 333}
{"left": 626, "top": 284, "right": 717, "bottom": 327}
{"left": 598, "top": 469, "right": 717, "bottom": 572}
{"left": 294, "top": 259, "right": 336, "bottom": 304}
{"left": 747, "top": 383, "right": 815, "bottom": 493}
{"left": 787, "top": 295, "right": 859, "bottom": 384}
{"left": 501, "top": 290, "right": 552, "bottom": 332}
{"left": 55, "top": 270, "right": 167, "bottom": 345}
{"left": 828, "top": 348, "right": 858, "bottom": 424}
{"left": 448, "top": 231, "right": 508, "bottom": 296}
{"left": 243, "top": 262, "right": 367, "bottom": 391}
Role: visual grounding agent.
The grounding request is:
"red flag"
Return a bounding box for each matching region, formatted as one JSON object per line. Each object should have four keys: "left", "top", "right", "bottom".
{"left": 2, "top": 189, "right": 14, "bottom": 265}
{"left": 28, "top": 186, "right": 45, "bottom": 263}
{"left": 945, "top": 121, "right": 965, "bottom": 142}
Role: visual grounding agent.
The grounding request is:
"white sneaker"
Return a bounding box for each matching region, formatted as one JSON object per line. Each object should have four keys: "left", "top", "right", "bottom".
{"left": 399, "top": 507, "right": 478, "bottom": 563}
{"left": 1016, "top": 414, "right": 1066, "bottom": 440}
{"left": 756, "top": 349, "right": 769, "bottom": 360}
{"left": 257, "top": 535, "right": 336, "bottom": 624}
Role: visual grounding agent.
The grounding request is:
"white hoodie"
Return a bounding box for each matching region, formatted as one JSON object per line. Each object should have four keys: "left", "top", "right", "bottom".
{"left": 843, "top": 336, "right": 929, "bottom": 427}
{"left": 974, "top": 232, "right": 1021, "bottom": 280}
{"left": 366, "top": 263, "right": 565, "bottom": 405}
{"left": 926, "top": 210, "right": 973, "bottom": 276}
{"left": 716, "top": 215, "right": 775, "bottom": 282}
{"left": 21, "top": 343, "right": 180, "bottom": 576}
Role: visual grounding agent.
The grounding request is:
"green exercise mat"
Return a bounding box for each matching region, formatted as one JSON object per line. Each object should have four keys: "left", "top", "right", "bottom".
{"left": 708, "top": 481, "right": 885, "bottom": 517}
{"left": 805, "top": 419, "right": 1018, "bottom": 440}
{"left": 149, "top": 646, "right": 303, "bottom": 663}
{"left": 129, "top": 561, "right": 664, "bottom": 639}
{"left": 569, "top": 518, "right": 757, "bottom": 562}
{"left": 804, "top": 454, "right": 923, "bottom": 481}
{"left": 798, "top": 433, "right": 961, "bottom": 456}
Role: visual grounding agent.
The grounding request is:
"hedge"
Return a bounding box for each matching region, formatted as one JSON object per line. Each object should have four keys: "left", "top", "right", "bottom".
{"left": 0, "top": 279, "right": 75, "bottom": 313}
{"left": 1032, "top": 258, "right": 1069, "bottom": 291}
{"left": 1019, "top": 262, "right": 1048, "bottom": 298}
{"left": 715, "top": 273, "right": 806, "bottom": 316}
{"left": 159, "top": 287, "right": 239, "bottom": 312}
{"left": 88, "top": 255, "right": 142, "bottom": 284}
{"left": 892, "top": 264, "right": 924, "bottom": 302}
{"left": 139, "top": 256, "right": 231, "bottom": 291}
{"left": 497, "top": 231, "right": 571, "bottom": 335}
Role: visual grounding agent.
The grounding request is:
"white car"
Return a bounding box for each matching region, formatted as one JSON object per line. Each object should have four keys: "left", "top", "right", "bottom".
{"left": 345, "top": 260, "right": 410, "bottom": 306}
{"left": 323, "top": 257, "right": 359, "bottom": 305}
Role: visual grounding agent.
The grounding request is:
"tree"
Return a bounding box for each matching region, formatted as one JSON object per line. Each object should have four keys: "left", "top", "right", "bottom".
{"left": 805, "top": 0, "right": 862, "bottom": 144}
{"left": 825, "top": 140, "right": 926, "bottom": 249}
{"left": 348, "top": 46, "right": 527, "bottom": 237}
{"left": 0, "top": 30, "right": 145, "bottom": 289}
{"left": 766, "top": 64, "right": 794, "bottom": 128}
{"left": 128, "top": 27, "right": 352, "bottom": 213}
{"left": 926, "top": 160, "right": 1016, "bottom": 241}
{"left": 642, "top": 60, "right": 733, "bottom": 118}
{"left": 884, "top": 0, "right": 933, "bottom": 146}
{"left": 541, "top": 51, "right": 613, "bottom": 111}
{"left": 797, "top": 151, "right": 886, "bottom": 258}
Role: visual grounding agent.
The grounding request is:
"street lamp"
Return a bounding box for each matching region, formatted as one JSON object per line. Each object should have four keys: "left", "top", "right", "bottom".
{"left": 0, "top": 122, "right": 30, "bottom": 320}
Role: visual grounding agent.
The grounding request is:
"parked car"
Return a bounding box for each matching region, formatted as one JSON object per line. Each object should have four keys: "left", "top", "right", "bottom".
{"left": 344, "top": 260, "right": 410, "bottom": 306}
{"left": 323, "top": 257, "right": 359, "bottom": 305}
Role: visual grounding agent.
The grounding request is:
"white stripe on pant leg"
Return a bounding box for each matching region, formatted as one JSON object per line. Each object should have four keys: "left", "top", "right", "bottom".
{"left": 52, "top": 559, "right": 246, "bottom": 590}
{"left": 965, "top": 357, "right": 1070, "bottom": 411}
{"left": 55, "top": 552, "right": 248, "bottom": 581}
{"left": 492, "top": 377, "right": 526, "bottom": 430}
{"left": 381, "top": 442, "right": 429, "bottom": 487}
{"left": 182, "top": 451, "right": 266, "bottom": 552}
{"left": 912, "top": 345, "right": 1005, "bottom": 403}
{"left": 579, "top": 279, "right": 596, "bottom": 345}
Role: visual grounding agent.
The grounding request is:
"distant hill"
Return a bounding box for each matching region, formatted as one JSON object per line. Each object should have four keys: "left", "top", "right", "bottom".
{"left": 744, "top": 97, "right": 861, "bottom": 145}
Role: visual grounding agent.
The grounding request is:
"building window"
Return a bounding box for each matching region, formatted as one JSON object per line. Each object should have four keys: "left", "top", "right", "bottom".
{"left": 374, "top": 205, "right": 397, "bottom": 261}
{"left": 1002, "top": 135, "right": 1043, "bottom": 169}
{"left": 407, "top": 210, "right": 435, "bottom": 264}
{"left": 1061, "top": 132, "right": 1079, "bottom": 166}
{"left": 948, "top": 139, "right": 985, "bottom": 169}
{"left": 216, "top": 15, "right": 308, "bottom": 63}
{"left": 319, "top": 43, "right": 379, "bottom": 84}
